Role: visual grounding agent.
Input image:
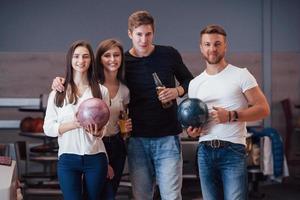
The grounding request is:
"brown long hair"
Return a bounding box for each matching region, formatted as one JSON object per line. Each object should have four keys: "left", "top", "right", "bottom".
{"left": 95, "top": 39, "right": 125, "bottom": 84}
{"left": 55, "top": 40, "right": 101, "bottom": 107}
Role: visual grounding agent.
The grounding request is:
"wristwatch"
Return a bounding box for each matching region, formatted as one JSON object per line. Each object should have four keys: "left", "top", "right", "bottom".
{"left": 233, "top": 111, "right": 239, "bottom": 122}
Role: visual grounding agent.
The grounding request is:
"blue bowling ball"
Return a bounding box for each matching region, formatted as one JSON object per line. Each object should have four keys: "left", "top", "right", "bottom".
{"left": 177, "top": 98, "right": 209, "bottom": 128}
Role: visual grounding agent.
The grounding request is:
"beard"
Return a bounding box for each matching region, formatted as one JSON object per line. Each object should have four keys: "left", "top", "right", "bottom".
{"left": 202, "top": 52, "right": 225, "bottom": 65}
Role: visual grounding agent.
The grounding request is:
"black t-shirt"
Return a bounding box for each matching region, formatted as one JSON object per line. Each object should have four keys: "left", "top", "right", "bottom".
{"left": 125, "top": 45, "right": 193, "bottom": 137}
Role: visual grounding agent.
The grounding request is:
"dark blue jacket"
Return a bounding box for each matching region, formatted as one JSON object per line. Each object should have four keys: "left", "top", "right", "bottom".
{"left": 248, "top": 127, "right": 284, "bottom": 177}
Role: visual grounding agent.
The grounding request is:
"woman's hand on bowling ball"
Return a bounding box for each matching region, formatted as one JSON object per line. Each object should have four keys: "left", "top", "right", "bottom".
{"left": 52, "top": 77, "right": 65, "bottom": 92}
{"left": 158, "top": 87, "right": 178, "bottom": 103}
{"left": 84, "top": 124, "right": 104, "bottom": 138}
{"left": 211, "top": 106, "right": 229, "bottom": 124}
{"left": 107, "top": 164, "right": 115, "bottom": 180}
{"left": 186, "top": 126, "right": 203, "bottom": 138}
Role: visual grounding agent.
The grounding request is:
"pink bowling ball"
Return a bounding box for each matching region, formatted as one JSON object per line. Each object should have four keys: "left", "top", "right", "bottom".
{"left": 77, "top": 98, "right": 110, "bottom": 128}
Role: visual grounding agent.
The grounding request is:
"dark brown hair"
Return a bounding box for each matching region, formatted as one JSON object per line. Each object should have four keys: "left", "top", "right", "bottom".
{"left": 95, "top": 39, "right": 125, "bottom": 84}
{"left": 55, "top": 40, "right": 101, "bottom": 107}
{"left": 128, "top": 10, "right": 155, "bottom": 32}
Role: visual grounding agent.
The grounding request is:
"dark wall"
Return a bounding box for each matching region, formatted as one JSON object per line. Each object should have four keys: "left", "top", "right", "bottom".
{"left": 1, "top": 0, "right": 300, "bottom": 52}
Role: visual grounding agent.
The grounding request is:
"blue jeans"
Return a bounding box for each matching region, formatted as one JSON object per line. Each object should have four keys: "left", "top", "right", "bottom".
{"left": 127, "top": 135, "right": 182, "bottom": 200}
{"left": 57, "top": 153, "right": 107, "bottom": 200}
{"left": 197, "top": 142, "right": 248, "bottom": 200}
{"left": 101, "top": 133, "right": 127, "bottom": 200}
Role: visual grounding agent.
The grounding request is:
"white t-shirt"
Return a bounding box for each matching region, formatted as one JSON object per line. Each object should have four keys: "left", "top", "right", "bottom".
{"left": 43, "top": 84, "right": 109, "bottom": 157}
{"left": 188, "top": 64, "right": 258, "bottom": 145}
{"left": 105, "top": 82, "right": 130, "bottom": 137}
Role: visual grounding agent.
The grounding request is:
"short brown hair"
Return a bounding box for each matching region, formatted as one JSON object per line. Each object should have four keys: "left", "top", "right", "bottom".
{"left": 128, "top": 10, "right": 155, "bottom": 32}
{"left": 200, "top": 24, "right": 227, "bottom": 38}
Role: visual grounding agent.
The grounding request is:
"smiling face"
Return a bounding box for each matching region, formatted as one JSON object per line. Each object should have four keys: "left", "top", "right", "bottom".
{"left": 200, "top": 33, "right": 227, "bottom": 65}
{"left": 101, "top": 46, "right": 122, "bottom": 73}
{"left": 71, "top": 46, "right": 91, "bottom": 73}
{"left": 128, "top": 24, "right": 154, "bottom": 57}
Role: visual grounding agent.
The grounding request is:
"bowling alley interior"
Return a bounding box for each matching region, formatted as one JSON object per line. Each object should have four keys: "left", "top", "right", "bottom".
{"left": 1, "top": 0, "right": 300, "bottom": 200}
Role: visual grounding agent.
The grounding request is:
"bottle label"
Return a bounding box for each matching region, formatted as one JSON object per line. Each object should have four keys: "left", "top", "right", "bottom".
{"left": 119, "top": 110, "right": 129, "bottom": 134}
{"left": 119, "top": 119, "right": 128, "bottom": 134}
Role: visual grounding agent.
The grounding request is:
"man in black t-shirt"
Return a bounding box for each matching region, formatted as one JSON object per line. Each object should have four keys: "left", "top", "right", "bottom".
{"left": 125, "top": 11, "right": 193, "bottom": 200}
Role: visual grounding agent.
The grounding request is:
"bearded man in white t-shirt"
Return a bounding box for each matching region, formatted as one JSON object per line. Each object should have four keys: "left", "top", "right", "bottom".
{"left": 187, "top": 25, "right": 270, "bottom": 200}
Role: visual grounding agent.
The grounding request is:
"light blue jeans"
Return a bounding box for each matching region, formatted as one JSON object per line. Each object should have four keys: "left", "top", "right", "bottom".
{"left": 197, "top": 142, "right": 248, "bottom": 200}
{"left": 127, "top": 135, "right": 182, "bottom": 200}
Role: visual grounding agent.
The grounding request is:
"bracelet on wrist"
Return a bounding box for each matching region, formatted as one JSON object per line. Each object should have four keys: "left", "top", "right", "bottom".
{"left": 228, "top": 111, "right": 231, "bottom": 122}
{"left": 233, "top": 110, "right": 239, "bottom": 122}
